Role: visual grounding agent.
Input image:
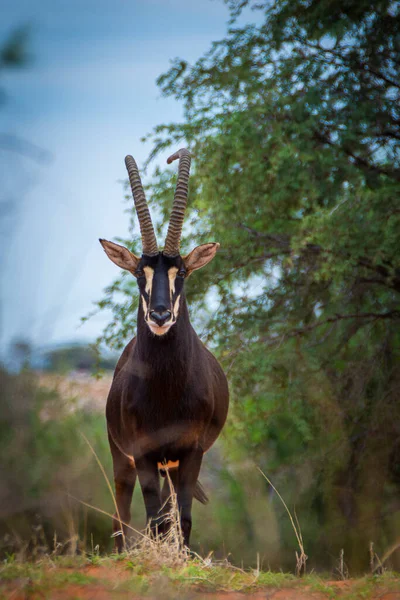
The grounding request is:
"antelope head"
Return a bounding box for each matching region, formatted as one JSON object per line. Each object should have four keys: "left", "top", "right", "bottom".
{"left": 100, "top": 149, "right": 219, "bottom": 336}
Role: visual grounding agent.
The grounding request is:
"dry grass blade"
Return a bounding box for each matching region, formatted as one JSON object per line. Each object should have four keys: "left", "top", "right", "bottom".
{"left": 79, "top": 432, "right": 125, "bottom": 549}
{"left": 257, "top": 467, "right": 307, "bottom": 576}
{"left": 369, "top": 541, "right": 386, "bottom": 574}
{"left": 373, "top": 539, "right": 400, "bottom": 573}
{"left": 336, "top": 548, "right": 349, "bottom": 580}
{"left": 161, "top": 468, "right": 186, "bottom": 553}
{"left": 66, "top": 494, "right": 151, "bottom": 542}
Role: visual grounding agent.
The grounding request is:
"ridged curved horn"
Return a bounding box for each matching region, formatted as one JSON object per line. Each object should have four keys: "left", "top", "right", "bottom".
{"left": 125, "top": 155, "right": 158, "bottom": 256}
{"left": 163, "top": 148, "right": 192, "bottom": 257}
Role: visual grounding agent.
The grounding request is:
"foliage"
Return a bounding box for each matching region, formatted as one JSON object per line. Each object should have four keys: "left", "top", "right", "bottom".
{"left": 93, "top": 0, "right": 400, "bottom": 571}
{"left": 0, "top": 26, "right": 30, "bottom": 71}
{"left": 0, "top": 367, "right": 113, "bottom": 555}
{"left": 0, "top": 25, "right": 30, "bottom": 121}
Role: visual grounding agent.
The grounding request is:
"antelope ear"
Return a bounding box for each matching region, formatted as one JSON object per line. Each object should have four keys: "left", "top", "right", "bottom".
{"left": 183, "top": 243, "right": 220, "bottom": 275}
{"left": 99, "top": 239, "right": 140, "bottom": 272}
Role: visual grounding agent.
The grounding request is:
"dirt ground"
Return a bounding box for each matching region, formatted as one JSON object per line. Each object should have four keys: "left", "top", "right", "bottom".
{"left": 1, "top": 563, "right": 400, "bottom": 600}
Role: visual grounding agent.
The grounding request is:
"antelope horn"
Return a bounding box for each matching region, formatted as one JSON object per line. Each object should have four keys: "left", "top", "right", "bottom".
{"left": 125, "top": 155, "right": 158, "bottom": 256}
{"left": 163, "top": 148, "right": 192, "bottom": 257}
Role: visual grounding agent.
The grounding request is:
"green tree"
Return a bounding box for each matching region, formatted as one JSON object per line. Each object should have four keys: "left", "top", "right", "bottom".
{"left": 95, "top": 0, "right": 400, "bottom": 570}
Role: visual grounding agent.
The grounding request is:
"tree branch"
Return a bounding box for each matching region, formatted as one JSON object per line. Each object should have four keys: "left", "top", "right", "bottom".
{"left": 295, "top": 36, "right": 400, "bottom": 91}
{"left": 287, "top": 310, "right": 400, "bottom": 338}
{"left": 313, "top": 130, "right": 400, "bottom": 182}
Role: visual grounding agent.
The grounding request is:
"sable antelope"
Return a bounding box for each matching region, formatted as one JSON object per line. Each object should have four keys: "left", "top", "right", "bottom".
{"left": 100, "top": 149, "right": 229, "bottom": 550}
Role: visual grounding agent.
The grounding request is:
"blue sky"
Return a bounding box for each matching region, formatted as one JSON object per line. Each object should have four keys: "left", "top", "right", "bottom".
{"left": 0, "top": 0, "right": 256, "bottom": 351}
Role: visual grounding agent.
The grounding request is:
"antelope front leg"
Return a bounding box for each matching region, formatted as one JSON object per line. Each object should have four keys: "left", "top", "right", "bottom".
{"left": 109, "top": 434, "right": 136, "bottom": 552}
{"left": 113, "top": 470, "right": 136, "bottom": 551}
{"left": 135, "top": 455, "right": 163, "bottom": 536}
{"left": 177, "top": 447, "right": 203, "bottom": 547}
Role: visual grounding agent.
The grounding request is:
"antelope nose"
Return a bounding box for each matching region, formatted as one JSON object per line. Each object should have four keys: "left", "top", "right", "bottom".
{"left": 150, "top": 310, "right": 171, "bottom": 326}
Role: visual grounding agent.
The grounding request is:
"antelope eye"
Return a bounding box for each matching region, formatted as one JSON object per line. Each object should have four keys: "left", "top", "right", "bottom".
{"left": 178, "top": 270, "right": 186, "bottom": 278}
{"left": 135, "top": 270, "right": 144, "bottom": 278}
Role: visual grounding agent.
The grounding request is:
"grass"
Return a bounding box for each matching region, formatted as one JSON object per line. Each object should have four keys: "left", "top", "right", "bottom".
{"left": 258, "top": 467, "right": 308, "bottom": 576}
{"left": 2, "top": 491, "right": 398, "bottom": 599}
{"left": 2, "top": 435, "right": 399, "bottom": 599}
{"left": 1, "top": 555, "right": 400, "bottom": 599}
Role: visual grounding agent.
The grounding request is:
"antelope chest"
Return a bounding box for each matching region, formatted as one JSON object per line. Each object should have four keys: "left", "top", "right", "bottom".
{"left": 126, "top": 386, "right": 212, "bottom": 459}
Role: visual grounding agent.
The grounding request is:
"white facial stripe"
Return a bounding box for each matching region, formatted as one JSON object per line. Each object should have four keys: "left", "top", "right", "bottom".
{"left": 143, "top": 266, "right": 154, "bottom": 295}
{"left": 173, "top": 294, "right": 181, "bottom": 322}
{"left": 140, "top": 266, "right": 154, "bottom": 317}
{"left": 168, "top": 267, "right": 181, "bottom": 322}
{"left": 141, "top": 295, "right": 148, "bottom": 316}
{"left": 168, "top": 267, "right": 178, "bottom": 298}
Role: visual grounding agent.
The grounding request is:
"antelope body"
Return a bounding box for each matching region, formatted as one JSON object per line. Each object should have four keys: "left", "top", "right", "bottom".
{"left": 100, "top": 149, "right": 229, "bottom": 549}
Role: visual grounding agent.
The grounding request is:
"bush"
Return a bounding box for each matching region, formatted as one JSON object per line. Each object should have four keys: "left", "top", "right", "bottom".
{"left": 0, "top": 367, "right": 113, "bottom": 556}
